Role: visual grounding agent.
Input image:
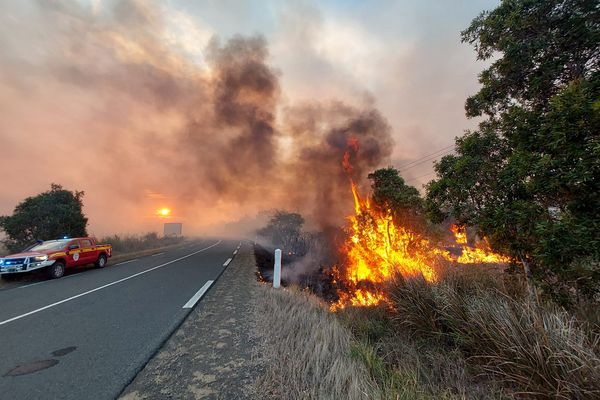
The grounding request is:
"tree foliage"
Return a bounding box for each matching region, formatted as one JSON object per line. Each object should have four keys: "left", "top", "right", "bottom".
{"left": 0, "top": 184, "right": 88, "bottom": 252}
{"left": 426, "top": 0, "right": 600, "bottom": 301}
{"left": 257, "top": 210, "right": 306, "bottom": 254}
{"left": 368, "top": 167, "right": 424, "bottom": 230}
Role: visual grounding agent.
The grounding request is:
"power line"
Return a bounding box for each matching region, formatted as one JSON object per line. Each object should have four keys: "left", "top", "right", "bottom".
{"left": 405, "top": 170, "right": 438, "bottom": 183}
{"left": 382, "top": 143, "right": 457, "bottom": 187}
{"left": 398, "top": 148, "right": 455, "bottom": 172}
{"left": 397, "top": 144, "right": 455, "bottom": 170}
{"left": 398, "top": 145, "right": 454, "bottom": 169}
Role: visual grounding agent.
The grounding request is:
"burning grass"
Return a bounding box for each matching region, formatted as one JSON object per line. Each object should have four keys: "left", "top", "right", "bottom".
{"left": 253, "top": 174, "right": 600, "bottom": 397}
{"left": 332, "top": 181, "right": 510, "bottom": 310}
{"left": 253, "top": 241, "right": 600, "bottom": 398}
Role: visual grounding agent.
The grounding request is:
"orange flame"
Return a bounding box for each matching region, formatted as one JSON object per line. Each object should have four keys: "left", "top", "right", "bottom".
{"left": 332, "top": 183, "right": 510, "bottom": 311}
{"left": 457, "top": 240, "right": 509, "bottom": 264}
{"left": 450, "top": 224, "right": 510, "bottom": 264}
{"left": 451, "top": 224, "right": 467, "bottom": 244}
{"left": 331, "top": 181, "right": 440, "bottom": 310}
{"left": 342, "top": 137, "right": 360, "bottom": 174}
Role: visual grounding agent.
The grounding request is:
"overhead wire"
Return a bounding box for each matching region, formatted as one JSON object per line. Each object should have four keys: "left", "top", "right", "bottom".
{"left": 397, "top": 144, "right": 455, "bottom": 170}
{"left": 398, "top": 148, "right": 455, "bottom": 172}
{"left": 404, "top": 171, "right": 438, "bottom": 184}
{"left": 397, "top": 143, "right": 457, "bottom": 185}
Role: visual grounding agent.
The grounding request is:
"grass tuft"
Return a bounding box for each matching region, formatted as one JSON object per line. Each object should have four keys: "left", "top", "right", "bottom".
{"left": 338, "top": 304, "right": 504, "bottom": 399}
{"left": 388, "top": 265, "right": 600, "bottom": 398}
{"left": 255, "top": 286, "right": 377, "bottom": 400}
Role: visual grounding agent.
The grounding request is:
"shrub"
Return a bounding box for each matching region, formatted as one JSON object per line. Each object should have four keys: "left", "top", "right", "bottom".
{"left": 338, "top": 304, "right": 505, "bottom": 399}
{"left": 388, "top": 266, "right": 600, "bottom": 398}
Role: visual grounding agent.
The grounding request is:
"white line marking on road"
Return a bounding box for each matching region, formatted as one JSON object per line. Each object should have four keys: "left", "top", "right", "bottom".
{"left": 182, "top": 280, "right": 214, "bottom": 309}
{"left": 16, "top": 273, "right": 76, "bottom": 289}
{"left": 17, "top": 281, "right": 48, "bottom": 289}
{"left": 223, "top": 258, "right": 232, "bottom": 267}
{"left": 115, "top": 259, "right": 138, "bottom": 266}
{"left": 233, "top": 250, "right": 238, "bottom": 255}
{"left": 0, "top": 240, "right": 222, "bottom": 326}
{"left": 151, "top": 252, "right": 165, "bottom": 257}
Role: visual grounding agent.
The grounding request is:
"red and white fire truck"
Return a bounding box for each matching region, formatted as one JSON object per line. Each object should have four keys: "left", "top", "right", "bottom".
{"left": 0, "top": 237, "right": 112, "bottom": 279}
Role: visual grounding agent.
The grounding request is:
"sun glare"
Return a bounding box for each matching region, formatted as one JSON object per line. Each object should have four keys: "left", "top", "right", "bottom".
{"left": 158, "top": 208, "right": 171, "bottom": 216}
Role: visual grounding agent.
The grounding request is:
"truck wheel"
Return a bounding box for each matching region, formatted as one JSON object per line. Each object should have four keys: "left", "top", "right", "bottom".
{"left": 95, "top": 254, "right": 107, "bottom": 269}
{"left": 48, "top": 261, "right": 65, "bottom": 279}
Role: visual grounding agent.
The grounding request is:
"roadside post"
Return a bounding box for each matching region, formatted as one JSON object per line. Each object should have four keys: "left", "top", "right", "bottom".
{"left": 273, "top": 249, "right": 282, "bottom": 288}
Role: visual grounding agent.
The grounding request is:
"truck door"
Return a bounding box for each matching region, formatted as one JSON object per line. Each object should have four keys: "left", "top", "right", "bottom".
{"left": 79, "top": 238, "right": 96, "bottom": 265}
{"left": 67, "top": 240, "right": 83, "bottom": 267}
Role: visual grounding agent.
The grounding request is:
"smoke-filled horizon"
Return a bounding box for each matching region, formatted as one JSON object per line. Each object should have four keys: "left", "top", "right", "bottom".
{"left": 0, "top": 0, "right": 497, "bottom": 236}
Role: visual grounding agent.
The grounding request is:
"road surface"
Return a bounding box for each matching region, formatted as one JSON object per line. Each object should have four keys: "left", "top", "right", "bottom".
{"left": 0, "top": 238, "right": 239, "bottom": 400}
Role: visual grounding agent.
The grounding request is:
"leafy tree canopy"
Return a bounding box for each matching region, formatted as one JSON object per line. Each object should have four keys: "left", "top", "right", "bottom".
{"left": 257, "top": 210, "right": 305, "bottom": 253}
{"left": 368, "top": 167, "right": 424, "bottom": 229}
{"left": 0, "top": 184, "right": 88, "bottom": 252}
{"left": 426, "top": 0, "right": 600, "bottom": 301}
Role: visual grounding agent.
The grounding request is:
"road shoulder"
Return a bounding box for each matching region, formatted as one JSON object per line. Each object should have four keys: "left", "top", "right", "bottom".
{"left": 120, "top": 242, "right": 262, "bottom": 400}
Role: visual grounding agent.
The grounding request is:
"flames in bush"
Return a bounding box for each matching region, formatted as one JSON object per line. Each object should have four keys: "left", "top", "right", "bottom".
{"left": 331, "top": 182, "right": 510, "bottom": 310}
{"left": 451, "top": 224, "right": 511, "bottom": 264}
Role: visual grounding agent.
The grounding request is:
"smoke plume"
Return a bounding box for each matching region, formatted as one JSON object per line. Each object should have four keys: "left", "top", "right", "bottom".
{"left": 0, "top": 0, "right": 393, "bottom": 235}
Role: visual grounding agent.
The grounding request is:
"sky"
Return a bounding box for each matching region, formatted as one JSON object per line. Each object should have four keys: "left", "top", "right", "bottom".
{"left": 0, "top": 0, "right": 499, "bottom": 237}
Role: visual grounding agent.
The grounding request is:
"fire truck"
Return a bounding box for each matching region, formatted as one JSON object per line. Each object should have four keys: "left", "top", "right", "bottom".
{"left": 0, "top": 237, "right": 112, "bottom": 279}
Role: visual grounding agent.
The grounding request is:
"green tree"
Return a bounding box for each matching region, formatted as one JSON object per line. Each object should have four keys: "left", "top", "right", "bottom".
{"left": 426, "top": 0, "right": 599, "bottom": 302}
{"left": 257, "top": 211, "right": 306, "bottom": 254}
{"left": 368, "top": 167, "right": 424, "bottom": 230}
{"left": 0, "top": 184, "right": 88, "bottom": 252}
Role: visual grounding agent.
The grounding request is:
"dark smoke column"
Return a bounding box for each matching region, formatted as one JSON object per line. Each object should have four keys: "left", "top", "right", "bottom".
{"left": 286, "top": 104, "right": 394, "bottom": 229}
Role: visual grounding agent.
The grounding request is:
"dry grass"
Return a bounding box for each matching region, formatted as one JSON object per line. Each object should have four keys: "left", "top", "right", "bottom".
{"left": 99, "top": 232, "right": 184, "bottom": 254}
{"left": 255, "top": 285, "right": 378, "bottom": 400}
{"left": 388, "top": 266, "right": 600, "bottom": 399}
{"left": 338, "top": 305, "right": 505, "bottom": 400}
{"left": 251, "top": 258, "right": 600, "bottom": 399}
{"left": 253, "top": 284, "right": 493, "bottom": 400}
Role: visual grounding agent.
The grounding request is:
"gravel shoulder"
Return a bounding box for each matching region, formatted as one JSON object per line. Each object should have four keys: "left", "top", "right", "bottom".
{"left": 120, "top": 242, "right": 263, "bottom": 400}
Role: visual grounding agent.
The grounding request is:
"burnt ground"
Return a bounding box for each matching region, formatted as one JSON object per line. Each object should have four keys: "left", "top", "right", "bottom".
{"left": 119, "top": 243, "right": 263, "bottom": 400}
{"left": 254, "top": 244, "right": 339, "bottom": 303}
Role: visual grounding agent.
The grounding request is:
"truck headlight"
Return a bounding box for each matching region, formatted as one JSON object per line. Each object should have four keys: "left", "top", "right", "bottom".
{"left": 32, "top": 255, "right": 48, "bottom": 262}
{"left": 0, "top": 259, "right": 4, "bottom": 265}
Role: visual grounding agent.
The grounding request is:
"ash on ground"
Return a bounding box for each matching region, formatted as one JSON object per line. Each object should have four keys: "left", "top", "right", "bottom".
{"left": 254, "top": 243, "right": 339, "bottom": 303}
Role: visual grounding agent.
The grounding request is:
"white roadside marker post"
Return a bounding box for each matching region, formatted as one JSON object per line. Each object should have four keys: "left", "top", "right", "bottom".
{"left": 273, "top": 249, "right": 282, "bottom": 288}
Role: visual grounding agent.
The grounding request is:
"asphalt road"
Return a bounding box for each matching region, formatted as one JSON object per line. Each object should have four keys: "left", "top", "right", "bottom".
{"left": 0, "top": 238, "right": 239, "bottom": 400}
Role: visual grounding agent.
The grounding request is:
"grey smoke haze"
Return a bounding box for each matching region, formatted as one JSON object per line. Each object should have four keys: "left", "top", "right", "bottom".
{"left": 0, "top": 0, "right": 496, "bottom": 235}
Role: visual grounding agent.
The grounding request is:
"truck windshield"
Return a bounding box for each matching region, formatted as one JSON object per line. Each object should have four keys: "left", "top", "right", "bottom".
{"left": 29, "top": 240, "right": 70, "bottom": 252}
